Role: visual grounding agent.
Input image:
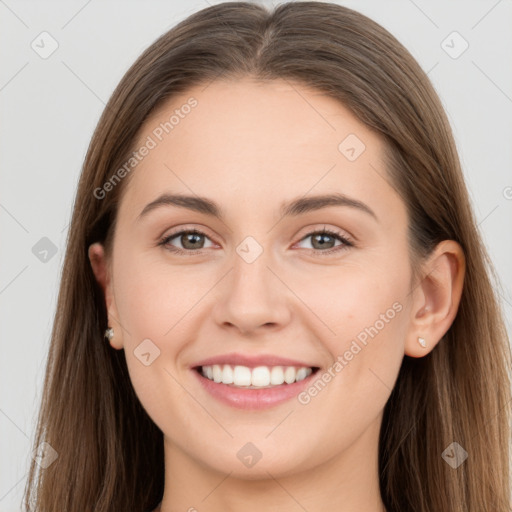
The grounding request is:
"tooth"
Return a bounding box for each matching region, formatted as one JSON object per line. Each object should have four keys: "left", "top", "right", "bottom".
{"left": 270, "top": 366, "right": 285, "bottom": 385}
{"left": 251, "top": 366, "right": 270, "bottom": 387}
{"left": 221, "top": 364, "right": 234, "bottom": 384}
{"left": 295, "top": 367, "right": 308, "bottom": 382}
{"left": 233, "top": 365, "right": 252, "bottom": 386}
{"left": 284, "top": 366, "right": 296, "bottom": 384}
{"left": 201, "top": 364, "right": 314, "bottom": 386}
{"left": 212, "top": 364, "right": 223, "bottom": 383}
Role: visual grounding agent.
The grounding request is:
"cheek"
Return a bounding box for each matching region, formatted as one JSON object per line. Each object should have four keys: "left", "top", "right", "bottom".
{"left": 297, "top": 256, "right": 409, "bottom": 344}
{"left": 297, "top": 252, "right": 409, "bottom": 395}
{"left": 112, "top": 247, "right": 206, "bottom": 342}
{"left": 290, "top": 267, "right": 408, "bottom": 454}
{"left": 111, "top": 248, "right": 198, "bottom": 430}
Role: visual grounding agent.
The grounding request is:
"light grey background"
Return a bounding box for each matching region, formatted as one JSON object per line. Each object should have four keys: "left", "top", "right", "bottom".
{"left": 1, "top": 1, "right": 511, "bottom": 510}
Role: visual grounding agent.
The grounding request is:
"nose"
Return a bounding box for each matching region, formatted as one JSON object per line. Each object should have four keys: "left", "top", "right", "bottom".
{"left": 212, "top": 247, "right": 292, "bottom": 336}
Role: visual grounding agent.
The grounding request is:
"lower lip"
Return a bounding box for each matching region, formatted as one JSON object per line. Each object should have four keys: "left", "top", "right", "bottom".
{"left": 193, "top": 368, "right": 318, "bottom": 410}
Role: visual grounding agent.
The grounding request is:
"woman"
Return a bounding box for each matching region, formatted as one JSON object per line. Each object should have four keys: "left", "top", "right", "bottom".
{"left": 23, "top": 2, "right": 512, "bottom": 511}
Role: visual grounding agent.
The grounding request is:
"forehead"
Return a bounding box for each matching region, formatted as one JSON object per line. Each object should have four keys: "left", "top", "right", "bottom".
{"left": 120, "top": 77, "right": 394, "bottom": 222}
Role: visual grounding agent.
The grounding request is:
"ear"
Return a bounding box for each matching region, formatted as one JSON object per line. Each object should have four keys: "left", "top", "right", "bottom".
{"left": 88, "top": 242, "right": 124, "bottom": 350}
{"left": 405, "top": 240, "right": 465, "bottom": 358}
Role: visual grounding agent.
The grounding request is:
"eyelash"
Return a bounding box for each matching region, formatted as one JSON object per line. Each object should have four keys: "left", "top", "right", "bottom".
{"left": 158, "top": 227, "right": 354, "bottom": 257}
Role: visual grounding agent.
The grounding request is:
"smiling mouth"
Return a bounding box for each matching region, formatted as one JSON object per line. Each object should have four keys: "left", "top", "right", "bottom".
{"left": 195, "top": 364, "right": 320, "bottom": 389}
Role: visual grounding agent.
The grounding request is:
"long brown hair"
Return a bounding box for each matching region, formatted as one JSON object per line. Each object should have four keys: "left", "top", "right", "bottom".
{"left": 23, "top": 2, "right": 512, "bottom": 510}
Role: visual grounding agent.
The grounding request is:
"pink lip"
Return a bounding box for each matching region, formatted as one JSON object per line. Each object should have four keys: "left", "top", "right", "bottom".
{"left": 192, "top": 367, "right": 319, "bottom": 410}
{"left": 191, "top": 352, "right": 318, "bottom": 369}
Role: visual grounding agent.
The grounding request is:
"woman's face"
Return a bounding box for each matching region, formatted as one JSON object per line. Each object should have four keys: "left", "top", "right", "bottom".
{"left": 94, "top": 77, "right": 417, "bottom": 478}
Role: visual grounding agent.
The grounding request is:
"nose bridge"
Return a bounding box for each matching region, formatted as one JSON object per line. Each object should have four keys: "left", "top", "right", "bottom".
{"left": 231, "top": 233, "right": 276, "bottom": 299}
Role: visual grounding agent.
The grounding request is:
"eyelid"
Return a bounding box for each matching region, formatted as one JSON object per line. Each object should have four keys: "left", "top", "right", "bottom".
{"left": 158, "top": 224, "right": 219, "bottom": 244}
{"left": 295, "top": 224, "right": 354, "bottom": 244}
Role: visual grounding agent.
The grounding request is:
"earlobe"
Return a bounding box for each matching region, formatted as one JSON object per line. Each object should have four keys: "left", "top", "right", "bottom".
{"left": 405, "top": 240, "right": 465, "bottom": 358}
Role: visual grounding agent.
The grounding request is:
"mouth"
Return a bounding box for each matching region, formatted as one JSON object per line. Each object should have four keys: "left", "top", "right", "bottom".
{"left": 194, "top": 364, "right": 321, "bottom": 389}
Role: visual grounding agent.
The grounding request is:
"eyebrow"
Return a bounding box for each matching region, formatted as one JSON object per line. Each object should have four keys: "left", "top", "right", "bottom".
{"left": 136, "top": 192, "right": 377, "bottom": 222}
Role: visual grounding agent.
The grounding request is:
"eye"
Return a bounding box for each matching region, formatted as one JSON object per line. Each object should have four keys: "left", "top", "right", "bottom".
{"left": 158, "top": 228, "right": 215, "bottom": 254}
{"left": 295, "top": 227, "right": 353, "bottom": 256}
{"left": 158, "top": 226, "right": 354, "bottom": 256}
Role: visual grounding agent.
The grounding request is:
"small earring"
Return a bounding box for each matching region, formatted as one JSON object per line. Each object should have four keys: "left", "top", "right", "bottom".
{"left": 104, "top": 327, "right": 114, "bottom": 341}
{"left": 418, "top": 336, "right": 426, "bottom": 348}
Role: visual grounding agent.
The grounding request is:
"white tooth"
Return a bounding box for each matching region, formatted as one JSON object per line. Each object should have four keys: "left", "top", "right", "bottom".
{"left": 251, "top": 366, "right": 270, "bottom": 387}
{"left": 270, "top": 366, "right": 285, "bottom": 385}
{"left": 202, "top": 364, "right": 313, "bottom": 387}
{"left": 295, "top": 367, "right": 308, "bottom": 382}
{"left": 212, "top": 364, "right": 223, "bottom": 383}
{"left": 284, "top": 366, "right": 296, "bottom": 384}
{"left": 233, "top": 365, "right": 252, "bottom": 386}
{"left": 221, "top": 364, "right": 234, "bottom": 384}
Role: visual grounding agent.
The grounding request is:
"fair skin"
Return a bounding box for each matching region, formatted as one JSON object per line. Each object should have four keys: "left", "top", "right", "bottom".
{"left": 89, "top": 78, "right": 464, "bottom": 512}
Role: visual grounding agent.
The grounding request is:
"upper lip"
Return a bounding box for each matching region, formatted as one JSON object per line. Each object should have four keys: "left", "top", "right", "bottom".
{"left": 192, "top": 352, "right": 319, "bottom": 369}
